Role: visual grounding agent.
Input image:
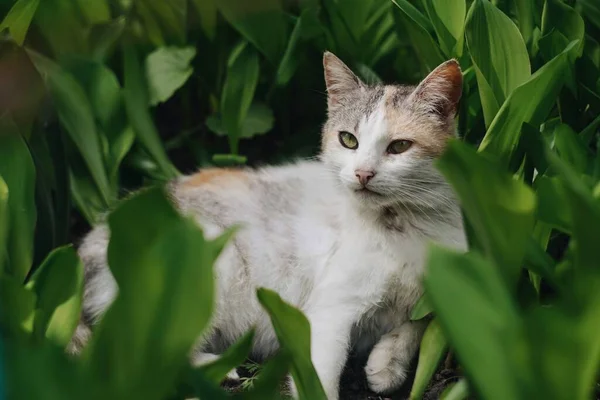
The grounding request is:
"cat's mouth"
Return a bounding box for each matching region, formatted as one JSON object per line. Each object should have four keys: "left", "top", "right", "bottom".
{"left": 354, "top": 187, "right": 383, "bottom": 197}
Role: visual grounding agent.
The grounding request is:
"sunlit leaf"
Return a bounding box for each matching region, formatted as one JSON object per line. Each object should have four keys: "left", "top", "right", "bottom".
{"left": 146, "top": 46, "right": 196, "bottom": 106}
{"left": 422, "top": 0, "right": 466, "bottom": 57}
{"left": 410, "top": 319, "right": 447, "bottom": 400}
{"left": 0, "top": 0, "right": 40, "bottom": 45}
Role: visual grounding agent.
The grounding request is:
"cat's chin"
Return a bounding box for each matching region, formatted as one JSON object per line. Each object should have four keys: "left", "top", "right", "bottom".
{"left": 351, "top": 187, "right": 390, "bottom": 209}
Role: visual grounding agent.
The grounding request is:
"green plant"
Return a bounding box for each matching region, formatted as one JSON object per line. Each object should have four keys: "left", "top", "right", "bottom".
{"left": 1, "top": 0, "right": 599, "bottom": 399}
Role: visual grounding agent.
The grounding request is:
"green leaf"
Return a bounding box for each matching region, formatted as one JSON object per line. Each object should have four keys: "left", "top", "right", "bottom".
{"left": 578, "top": 0, "right": 600, "bottom": 30}
{"left": 0, "top": 116, "right": 36, "bottom": 282}
{"left": 391, "top": 0, "right": 445, "bottom": 71}
{"left": 216, "top": 0, "right": 289, "bottom": 64}
{"left": 207, "top": 102, "right": 274, "bottom": 139}
{"left": 465, "top": 0, "right": 531, "bottom": 127}
{"left": 197, "top": 330, "right": 254, "bottom": 383}
{"left": 26, "top": 245, "right": 83, "bottom": 347}
{"left": 123, "top": 45, "right": 179, "bottom": 179}
{"left": 28, "top": 51, "right": 112, "bottom": 207}
{"left": 146, "top": 46, "right": 196, "bottom": 106}
{"left": 424, "top": 247, "right": 523, "bottom": 400}
{"left": 422, "top": 0, "right": 466, "bottom": 57}
{"left": 221, "top": 42, "right": 260, "bottom": 153}
{"left": 479, "top": 40, "right": 580, "bottom": 165}
{"left": 541, "top": 0, "right": 585, "bottom": 58}
{"left": 553, "top": 124, "right": 590, "bottom": 174}
{"left": 211, "top": 154, "right": 248, "bottom": 166}
{"left": 87, "top": 187, "right": 231, "bottom": 399}
{"left": 88, "top": 16, "right": 126, "bottom": 62}
{"left": 534, "top": 176, "right": 571, "bottom": 234}
{"left": 437, "top": 140, "right": 536, "bottom": 286}
{"left": 257, "top": 288, "right": 327, "bottom": 400}
{"left": 190, "top": 0, "right": 217, "bottom": 40}
{"left": 410, "top": 319, "right": 447, "bottom": 400}
{"left": 0, "top": 0, "right": 40, "bottom": 45}
{"left": 439, "top": 379, "right": 469, "bottom": 400}
{"left": 242, "top": 352, "right": 290, "bottom": 400}
{"left": 0, "top": 276, "right": 36, "bottom": 337}
{"left": 410, "top": 293, "right": 433, "bottom": 321}
{"left": 34, "top": 0, "right": 88, "bottom": 56}
{"left": 514, "top": 0, "right": 534, "bottom": 45}
{"left": 74, "top": 0, "right": 110, "bottom": 24}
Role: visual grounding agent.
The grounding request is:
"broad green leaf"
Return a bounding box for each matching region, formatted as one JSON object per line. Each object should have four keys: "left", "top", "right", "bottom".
{"left": 146, "top": 46, "right": 196, "bottom": 106}
{"left": 207, "top": 102, "right": 274, "bottom": 139}
{"left": 437, "top": 140, "right": 536, "bottom": 286}
{"left": 410, "top": 319, "right": 447, "bottom": 400}
{"left": 439, "top": 379, "right": 469, "bottom": 400}
{"left": 87, "top": 187, "right": 231, "bottom": 399}
{"left": 216, "top": 0, "right": 289, "bottom": 64}
{"left": 465, "top": 0, "right": 530, "bottom": 127}
{"left": 28, "top": 51, "right": 112, "bottom": 207}
{"left": 479, "top": 40, "right": 580, "bottom": 165}
{"left": 0, "top": 276, "right": 36, "bottom": 337}
{"left": 26, "top": 245, "right": 83, "bottom": 347}
{"left": 424, "top": 247, "right": 523, "bottom": 400}
{"left": 553, "top": 124, "right": 590, "bottom": 174}
{"left": 257, "top": 288, "right": 327, "bottom": 400}
{"left": 0, "top": 117, "right": 36, "bottom": 282}
{"left": 145, "top": 0, "right": 187, "bottom": 45}
{"left": 221, "top": 42, "right": 260, "bottom": 153}
{"left": 541, "top": 0, "right": 585, "bottom": 58}
{"left": 197, "top": 330, "right": 254, "bottom": 383}
{"left": 0, "top": 0, "right": 40, "bottom": 45}
{"left": 0, "top": 176, "right": 8, "bottom": 275}
{"left": 422, "top": 0, "right": 466, "bottom": 57}
{"left": 410, "top": 293, "right": 433, "bottom": 321}
{"left": 123, "top": 45, "right": 179, "bottom": 179}
{"left": 534, "top": 176, "right": 571, "bottom": 233}
{"left": 391, "top": 0, "right": 445, "bottom": 71}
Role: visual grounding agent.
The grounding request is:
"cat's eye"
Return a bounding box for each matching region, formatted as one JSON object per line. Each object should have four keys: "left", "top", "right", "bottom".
{"left": 339, "top": 131, "right": 358, "bottom": 150}
{"left": 387, "top": 140, "right": 413, "bottom": 155}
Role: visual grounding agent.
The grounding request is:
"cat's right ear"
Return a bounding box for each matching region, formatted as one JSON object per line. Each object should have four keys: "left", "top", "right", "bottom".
{"left": 323, "top": 51, "right": 364, "bottom": 109}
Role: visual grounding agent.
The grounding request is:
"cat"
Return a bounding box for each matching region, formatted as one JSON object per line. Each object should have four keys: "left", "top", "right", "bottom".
{"left": 71, "top": 52, "right": 466, "bottom": 400}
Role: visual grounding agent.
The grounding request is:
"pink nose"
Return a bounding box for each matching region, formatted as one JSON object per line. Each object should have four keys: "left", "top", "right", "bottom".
{"left": 355, "top": 170, "right": 375, "bottom": 186}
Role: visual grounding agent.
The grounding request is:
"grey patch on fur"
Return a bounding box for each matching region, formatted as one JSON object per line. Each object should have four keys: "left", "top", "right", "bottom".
{"left": 325, "top": 85, "right": 386, "bottom": 134}
{"left": 387, "top": 85, "right": 416, "bottom": 108}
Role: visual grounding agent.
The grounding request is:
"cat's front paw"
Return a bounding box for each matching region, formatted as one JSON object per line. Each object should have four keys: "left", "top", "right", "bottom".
{"left": 364, "top": 340, "right": 408, "bottom": 394}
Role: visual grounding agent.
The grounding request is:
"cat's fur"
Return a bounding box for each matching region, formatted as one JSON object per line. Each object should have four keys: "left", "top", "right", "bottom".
{"left": 72, "top": 52, "right": 466, "bottom": 399}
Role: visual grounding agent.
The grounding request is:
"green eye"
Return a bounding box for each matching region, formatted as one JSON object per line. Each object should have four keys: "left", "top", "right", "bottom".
{"left": 387, "top": 140, "right": 413, "bottom": 154}
{"left": 339, "top": 131, "right": 358, "bottom": 149}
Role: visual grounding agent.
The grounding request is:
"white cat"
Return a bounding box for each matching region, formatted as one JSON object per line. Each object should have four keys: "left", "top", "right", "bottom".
{"left": 72, "top": 52, "right": 466, "bottom": 400}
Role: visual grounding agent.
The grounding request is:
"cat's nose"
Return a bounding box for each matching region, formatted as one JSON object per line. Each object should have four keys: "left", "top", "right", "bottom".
{"left": 355, "top": 170, "right": 375, "bottom": 186}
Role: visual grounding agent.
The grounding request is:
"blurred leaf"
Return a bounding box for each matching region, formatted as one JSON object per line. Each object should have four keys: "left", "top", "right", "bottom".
{"left": 422, "top": 0, "right": 466, "bottom": 57}
{"left": 207, "top": 102, "right": 274, "bottom": 140}
{"left": 479, "top": 40, "right": 580, "bottom": 165}
{"left": 87, "top": 187, "right": 231, "bottom": 399}
{"left": 123, "top": 45, "right": 179, "bottom": 179}
{"left": 578, "top": 0, "right": 600, "bottom": 30}
{"left": 146, "top": 46, "right": 196, "bottom": 106}
{"left": 34, "top": 0, "right": 87, "bottom": 55}
{"left": 465, "top": 0, "right": 531, "bottom": 127}
{"left": 0, "top": 0, "right": 40, "bottom": 45}
{"left": 88, "top": 16, "right": 126, "bottom": 62}
{"left": 391, "top": 0, "right": 445, "bottom": 71}
{"left": 29, "top": 51, "right": 112, "bottom": 206}
{"left": 221, "top": 42, "right": 260, "bottom": 153}
{"left": 540, "top": 0, "right": 585, "bottom": 58}
{"left": 145, "top": 0, "right": 187, "bottom": 45}
{"left": 197, "top": 330, "right": 254, "bottom": 384}
{"left": 410, "top": 293, "right": 432, "bottom": 321}
{"left": 26, "top": 245, "right": 83, "bottom": 347}
{"left": 0, "top": 276, "right": 36, "bottom": 337}
{"left": 534, "top": 176, "right": 571, "bottom": 234}
{"left": 212, "top": 154, "right": 248, "bottom": 166}
{"left": 438, "top": 140, "right": 536, "bottom": 286}
{"left": 257, "top": 288, "right": 327, "bottom": 400}
{"left": 439, "top": 379, "right": 469, "bottom": 400}
{"left": 216, "top": 0, "right": 289, "bottom": 64}
{"left": 580, "top": 113, "right": 600, "bottom": 145}
{"left": 410, "top": 319, "right": 447, "bottom": 400}
{"left": 0, "top": 176, "right": 7, "bottom": 274}
{"left": 0, "top": 116, "right": 36, "bottom": 282}
{"left": 74, "top": 0, "right": 110, "bottom": 24}
{"left": 355, "top": 63, "right": 382, "bottom": 85}
{"left": 424, "top": 247, "right": 522, "bottom": 400}
{"left": 191, "top": 0, "right": 217, "bottom": 40}
{"left": 276, "top": 7, "right": 321, "bottom": 86}
{"left": 553, "top": 124, "right": 590, "bottom": 174}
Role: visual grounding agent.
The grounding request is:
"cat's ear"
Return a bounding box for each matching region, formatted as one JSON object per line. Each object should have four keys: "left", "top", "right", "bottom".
{"left": 409, "top": 60, "right": 462, "bottom": 121}
{"left": 323, "top": 51, "right": 364, "bottom": 108}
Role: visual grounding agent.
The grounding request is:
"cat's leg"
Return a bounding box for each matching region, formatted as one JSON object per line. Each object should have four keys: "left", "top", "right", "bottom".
{"left": 365, "top": 320, "right": 427, "bottom": 393}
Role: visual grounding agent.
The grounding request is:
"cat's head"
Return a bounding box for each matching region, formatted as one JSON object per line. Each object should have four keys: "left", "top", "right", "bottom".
{"left": 320, "top": 52, "right": 462, "bottom": 211}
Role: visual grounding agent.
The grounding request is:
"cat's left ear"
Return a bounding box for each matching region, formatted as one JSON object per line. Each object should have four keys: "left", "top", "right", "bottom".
{"left": 409, "top": 60, "right": 462, "bottom": 121}
{"left": 323, "top": 51, "right": 365, "bottom": 108}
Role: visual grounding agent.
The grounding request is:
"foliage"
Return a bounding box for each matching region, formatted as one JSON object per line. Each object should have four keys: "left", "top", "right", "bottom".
{"left": 0, "top": 0, "right": 599, "bottom": 399}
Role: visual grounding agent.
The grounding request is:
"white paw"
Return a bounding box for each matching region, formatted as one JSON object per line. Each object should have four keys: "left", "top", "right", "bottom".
{"left": 365, "top": 342, "right": 408, "bottom": 394}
